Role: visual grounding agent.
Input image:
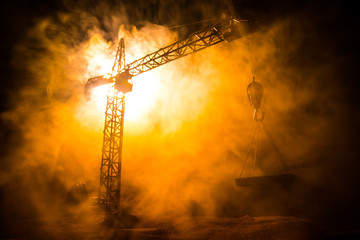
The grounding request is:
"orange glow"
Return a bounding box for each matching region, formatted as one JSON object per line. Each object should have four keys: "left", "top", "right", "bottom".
{"left": 86, "top": 71, "right": 161, "bottom": 124}
{"left": 84, "top": 34, "right": 114, "bottom": 76}
{"left": 7, "top": 6, "right": 340, "bottom": 225}
{"left": 91, "top": 84, "right": 110, "bottom": 111}
{"left": 83, "top": 28, "right": 171, "bottom": 124}
{"left": 125, "top": 72, "right": 161, "bottom": 122}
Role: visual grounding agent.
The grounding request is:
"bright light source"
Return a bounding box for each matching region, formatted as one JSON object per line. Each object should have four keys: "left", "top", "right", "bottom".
{"left": 91, "top": 85, "right": 110, "bottom": 111}
{"left": 125, "top": 72, "right": 161, "bottom": 122}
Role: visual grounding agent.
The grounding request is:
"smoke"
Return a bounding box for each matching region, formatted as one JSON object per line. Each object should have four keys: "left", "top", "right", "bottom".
{"left": 0, "top": 0, "right": 357, "bottom": 225}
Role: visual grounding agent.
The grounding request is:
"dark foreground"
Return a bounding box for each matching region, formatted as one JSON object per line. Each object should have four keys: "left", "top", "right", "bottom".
{"left": 1, "top": 214, "right": 360, "bottom": 240}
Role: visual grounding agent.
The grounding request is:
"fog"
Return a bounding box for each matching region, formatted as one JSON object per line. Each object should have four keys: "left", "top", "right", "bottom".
{"left": 0, "top": 0, "right": 358, "bottom": 224}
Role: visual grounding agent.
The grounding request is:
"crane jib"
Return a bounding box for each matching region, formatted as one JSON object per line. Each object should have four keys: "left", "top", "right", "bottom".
{"left": 85, "top": 17, "right": 258, "bottom": 98}
{"left": 126, "top": 18, "right": 258, "bottom": 77}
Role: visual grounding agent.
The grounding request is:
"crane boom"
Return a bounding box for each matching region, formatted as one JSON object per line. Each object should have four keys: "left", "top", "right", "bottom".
{"left": 126, "top": 18, "right": 257, "bottom": 77}
{"left": 85, "top": 17, "right": 257, "bottom": 95}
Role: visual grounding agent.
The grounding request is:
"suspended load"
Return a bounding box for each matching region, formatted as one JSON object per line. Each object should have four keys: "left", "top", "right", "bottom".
{"left": 235, "top": 77, "right": 295, "bottom": 187}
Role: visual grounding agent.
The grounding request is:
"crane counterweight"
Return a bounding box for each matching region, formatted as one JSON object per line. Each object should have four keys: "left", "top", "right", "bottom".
{"left": 85, "top": 76, "right": 112, "bottom": 101}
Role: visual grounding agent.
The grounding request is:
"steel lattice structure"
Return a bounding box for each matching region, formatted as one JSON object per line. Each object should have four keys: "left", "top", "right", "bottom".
{"left": 86, "top": 17, "right": 257, "bottom": 212}
{"left": 98, "top": 39, "right": 126, "bottom": 211}
{"left": 126, "top": 18, "right": 255, "bottom": 77}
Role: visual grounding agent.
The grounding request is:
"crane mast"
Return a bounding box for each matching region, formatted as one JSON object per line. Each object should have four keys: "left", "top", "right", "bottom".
{"left": 98, "top": 39, "right": 127, "bottom": 211}
{"left": 86, "top": 17, "right": 257, "bottom": 212}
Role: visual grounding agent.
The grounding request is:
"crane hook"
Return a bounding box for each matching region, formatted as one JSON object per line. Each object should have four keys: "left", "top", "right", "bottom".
{"left": 247, "top": 77, "right": 265, "bottom": 122}
{"left": 253, "top": 109, "right": 265, "bottom": 122}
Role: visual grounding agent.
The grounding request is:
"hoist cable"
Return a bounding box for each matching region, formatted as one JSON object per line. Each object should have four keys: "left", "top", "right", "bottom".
{"left": 167, "top": 18, "right": 219, "bottom": 29}
{"left": 246, "top": 35, "right": 255, "bottom": 79}
{"left": 261, "top": 122, "right": 289, "bottom": 173}
{"left": 167, "top": 17, "right": 249, "bottom": 30}
{"left": 241, "top": 33, "right": 291, "bottom": 177}
{"left": 252, "top": 122, "right": 261, "bottom": 176}
{"left": 240, "top": 122, "right": 260, "bottom": 178}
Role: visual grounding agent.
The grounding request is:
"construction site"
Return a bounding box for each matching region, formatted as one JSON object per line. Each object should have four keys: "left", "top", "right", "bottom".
{"left": 0, "top": 0, "right": 359, "bottom": 239}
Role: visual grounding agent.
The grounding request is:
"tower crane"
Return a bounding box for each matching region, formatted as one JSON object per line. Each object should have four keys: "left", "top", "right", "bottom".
{"left": 85, "top": 17, "right": 258, "bottom": 212}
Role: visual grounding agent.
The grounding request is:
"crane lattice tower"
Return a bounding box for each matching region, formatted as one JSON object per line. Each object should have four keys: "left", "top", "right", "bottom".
{"left": 98, "top": 39, "right": 126, "bottom": 211}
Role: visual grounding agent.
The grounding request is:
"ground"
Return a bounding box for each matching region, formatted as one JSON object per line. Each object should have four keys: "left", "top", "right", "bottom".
{"left": 1, "top": 213, "right": 360, "bottom": 240}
